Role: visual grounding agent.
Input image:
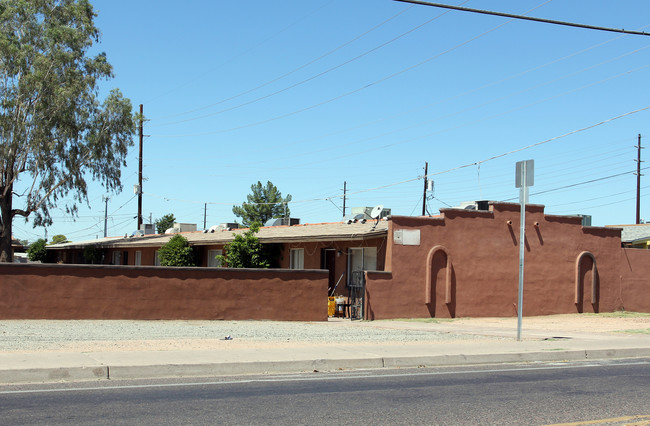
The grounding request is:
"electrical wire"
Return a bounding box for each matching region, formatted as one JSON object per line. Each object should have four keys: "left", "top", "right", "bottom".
{"left": 150, "top": 1, "right": 552, "bottom": 137}
{"left": 138, "top": 105, "right": 650, "bottom": 211}
{"left": 150, "top": 4, "right": 415, "bottom": 123}
{"left": 393, "top": 1, "right": 650, "bottom": 36}
{"left": 144, "top": 1, "right": 336, "bottom": 105}
{"left": 232, "top": 25, "right": 645, "bottom": 164}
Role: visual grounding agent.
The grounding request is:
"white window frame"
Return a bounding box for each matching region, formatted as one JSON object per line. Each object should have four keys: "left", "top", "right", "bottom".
{"left": 208, "top": 249, "right": 223, "bottom": 267}
{"left": 135, "top": 251, "right": 142, "bottom": 266}
{"left": 154, "top": 250, "right": 160, "bottom": 266}
{"left": 112, "top": 251, "right": 121, "bottom": 265}
{"left": 290, "top": 248, "right": 304, "bottom": 269}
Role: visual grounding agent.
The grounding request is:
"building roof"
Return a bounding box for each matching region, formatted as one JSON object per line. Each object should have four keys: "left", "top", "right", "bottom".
{"left": 605, "top": 223, "right": 650, "bottom": 243}
{"left": 47, "top": 220, "right": 389, "bottom": 250}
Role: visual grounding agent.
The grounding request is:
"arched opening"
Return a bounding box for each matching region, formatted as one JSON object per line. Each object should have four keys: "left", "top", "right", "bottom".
{"left": 425, "top": 245, "right": 455, "bottom": 318}
{"left": 575, "top": 251, "right": 599, "bottom": 313}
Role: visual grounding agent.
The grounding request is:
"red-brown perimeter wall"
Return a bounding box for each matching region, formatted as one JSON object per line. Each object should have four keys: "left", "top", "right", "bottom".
{"left": 0, "top": 264, "right": 327, "bottom": 321}
{"left": 365, "top": 203, "right": 650, "bottom": 319}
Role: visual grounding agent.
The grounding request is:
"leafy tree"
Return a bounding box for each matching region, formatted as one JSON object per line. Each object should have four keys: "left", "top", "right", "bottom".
{"left": 27, "top": 238, "right": 47, "bottom": 262}
{"left": 218, "top": 222, "right": 269, "bottom": 268}
{"left": 232, "top": 181, "right": 291, "bottom": 227}
{"left": 0, "top": 0, "right": 137, "bottom": 262}
{"left": 158, "top": 234, "right": 197, "bottom": 267}
{"left": 50, "top": 234, "right": 68, "bottom": 245}
{"left": 154, "top": 213, "right": 176, "bottom": 234}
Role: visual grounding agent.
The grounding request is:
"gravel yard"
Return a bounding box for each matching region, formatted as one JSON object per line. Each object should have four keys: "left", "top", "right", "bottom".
{"left": 1, "top": 313, "right": 647, "bottom": 353}
{"left": 0, "top": 319, "right": 488, "bottom": 353}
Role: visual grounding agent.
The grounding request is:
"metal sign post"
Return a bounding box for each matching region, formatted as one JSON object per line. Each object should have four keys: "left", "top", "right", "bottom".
{"left": 515, "top": 160, "right": 534, "bottom": 341}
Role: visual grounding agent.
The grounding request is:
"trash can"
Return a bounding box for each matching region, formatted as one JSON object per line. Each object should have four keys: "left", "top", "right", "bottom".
{"left": 328, "top": 297, "right": 336, "bottom": 317}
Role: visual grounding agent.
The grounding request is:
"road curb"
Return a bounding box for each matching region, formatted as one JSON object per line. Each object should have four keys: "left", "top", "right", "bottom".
{"left": 1, "top": 348, "right": 649, "bottom": 385}
{"left": 0, "top": 366, "right": 108, "bottom": 385}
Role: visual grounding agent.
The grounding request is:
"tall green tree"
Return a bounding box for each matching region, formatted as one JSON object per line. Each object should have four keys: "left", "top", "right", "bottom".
{"left": 154, "top": 213, "right": 175, "bottom": 234}
{"left": 0, "top": 0, "right": 136, "bottom": 262}
{"left": 218, "top": 222, "right": 269, "bottom": 268}
{"left": 232, "top": 181, "right": 291, "bottom": 227}
{"left": 50, "top": 234, "right": 68, "bottom": 244}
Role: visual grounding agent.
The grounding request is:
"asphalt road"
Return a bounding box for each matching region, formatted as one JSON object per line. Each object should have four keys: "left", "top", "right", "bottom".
{"left": 1, "top": 360, "right": 649, "bottom": 425}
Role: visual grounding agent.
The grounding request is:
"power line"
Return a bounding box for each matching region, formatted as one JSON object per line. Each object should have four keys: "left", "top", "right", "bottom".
{"left": 144, "top": 1, "right": 336, "bottom": 105}
{"left": 430, "top": 105, "right": 650, "bottom": 177}
{"left": 502, "top": 168, "right": 649, "bottom": 201}
{"left": 204, "top": 28, "right": 648, "bottom": 171}
{"left": 150, "top": 4, "right": 415, "bottom": 123}
{"left": 150, "top": 1, "right": 551, "bottom": 138}
{"left": 393, "top": 1, "right": 650, "bottom": 36}
{"left": 142, "top": 105, "right": 650, "bottom": 210}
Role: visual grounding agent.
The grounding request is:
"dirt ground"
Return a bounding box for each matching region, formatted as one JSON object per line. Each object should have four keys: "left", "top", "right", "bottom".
{"left": 438, "top": 313, "right": 650, "bottom": 333}
{"left": 1, "top": 313, "right": 648, "bottom": 354}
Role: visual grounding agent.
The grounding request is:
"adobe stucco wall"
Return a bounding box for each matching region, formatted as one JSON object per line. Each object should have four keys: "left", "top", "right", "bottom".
{"left": 365, "top": 203, "right": 650, "bottom": 319}
{"left": 617, "top": 248, "right": 650, "bottom": 312}
{"left": 0, "top": 264, "right": 327, "bottom": 321}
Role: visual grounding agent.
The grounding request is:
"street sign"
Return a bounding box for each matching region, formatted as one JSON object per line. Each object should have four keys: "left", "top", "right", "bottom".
{"left": 515, "top": 159, "right": 534, "bottom": 188}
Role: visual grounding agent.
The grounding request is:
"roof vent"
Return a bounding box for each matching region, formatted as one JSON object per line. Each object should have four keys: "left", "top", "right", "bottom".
{"left": 343, "top": 213, "right": 366, "bottom": 224}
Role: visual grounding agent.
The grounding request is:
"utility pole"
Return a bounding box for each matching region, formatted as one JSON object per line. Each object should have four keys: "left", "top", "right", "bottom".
{"left": 204, "top": 203, "right": 207, "bottom": 229}
{"left": 422, "top": 162, "right": 428, "bottom": 216}
{"left": 636, "top": 134, "right": 643, "bottom": 224}
{"left": 137, "top": 104, "right": 143, "bottom": 231}
{"left": 342, "top": 181, "right": 347, "bottom": 218}
{"left": 103, "top": 195, "right": 109, "bottom": 238}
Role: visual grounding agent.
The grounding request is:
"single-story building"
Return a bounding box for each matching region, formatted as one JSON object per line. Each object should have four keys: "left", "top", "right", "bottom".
{"left": 46, "top": 219, "right": 389, "bottom": 297}
{"left": 12, "top": 201, "right": 649, "bottom": 320}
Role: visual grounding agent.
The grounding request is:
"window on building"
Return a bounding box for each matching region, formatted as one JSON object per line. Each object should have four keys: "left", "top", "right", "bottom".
{"left": 208, "top": 249, "right": 223, "bottom": 267}
{"left": 290, "top": 248, "right": 304, "bottom": 269}
{"left": 154, "top": 251, "right": 160, "bottom": 266}
{"left": 348, "top": 247, "right": 378, "bottom": 283}
{"left": 135, "top": 251, "right": 142, "bottom": 266}
{"left": 112, "top": 251, "right": 121, "bottom": 265}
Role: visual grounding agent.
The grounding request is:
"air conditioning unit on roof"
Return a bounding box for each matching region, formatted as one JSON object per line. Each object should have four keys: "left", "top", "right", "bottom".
{"left": 172, "top": 223, "right": 197, "bottom": 233}
{"left": 139, "top": 223, "right": 155, "bottom": 235}
{"left": 455, "top": 201, "right": 490, "bottom": 211}
{"left": 264, "top": 218, "right": 300, "bottom": 227}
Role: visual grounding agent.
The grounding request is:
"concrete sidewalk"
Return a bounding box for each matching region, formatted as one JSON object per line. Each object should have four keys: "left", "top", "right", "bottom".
{"left": 1, "top": 315, "right": 649, "bottom": 384}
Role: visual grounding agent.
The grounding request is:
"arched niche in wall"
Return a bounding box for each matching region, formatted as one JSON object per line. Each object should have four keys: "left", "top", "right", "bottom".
{"left": 575, "top": 251, "right": 599, "bottom": 313}
{"left": 425, "top": 245, "right": 455, "bottom": 317}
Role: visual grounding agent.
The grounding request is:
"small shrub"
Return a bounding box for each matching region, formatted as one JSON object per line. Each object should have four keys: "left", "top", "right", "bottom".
{"left": 158, "top": 234, "right": 197, "bottom": 267}
{"left": 27, "top": 238, "right": 47, "bottom": 262}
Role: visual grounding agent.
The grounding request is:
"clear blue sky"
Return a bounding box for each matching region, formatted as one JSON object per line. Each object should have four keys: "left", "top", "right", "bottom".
{"left": 13, "top": 0, "right": 650, "bottom": 242}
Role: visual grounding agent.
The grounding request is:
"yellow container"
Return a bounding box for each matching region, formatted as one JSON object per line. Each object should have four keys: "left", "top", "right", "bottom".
{"left": 328, "top": 297, "right": 336, "bottom": 317}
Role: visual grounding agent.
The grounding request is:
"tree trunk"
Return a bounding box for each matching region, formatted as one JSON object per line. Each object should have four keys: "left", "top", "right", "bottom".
{"left": 0, "top": 184, "right": 14, "bottom": 263}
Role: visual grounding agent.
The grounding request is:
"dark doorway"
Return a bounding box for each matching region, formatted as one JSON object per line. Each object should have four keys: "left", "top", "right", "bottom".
{"left": 321, "top": 249, "right": 337, "bottom": 296}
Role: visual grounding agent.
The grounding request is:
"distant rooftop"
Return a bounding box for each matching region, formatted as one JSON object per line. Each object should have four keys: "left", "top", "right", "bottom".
{"left": 605, "top": 223, "right": 650, "bottom": 243}
{"left": 47, "top": 220, "right": 389, "bottom": 250}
